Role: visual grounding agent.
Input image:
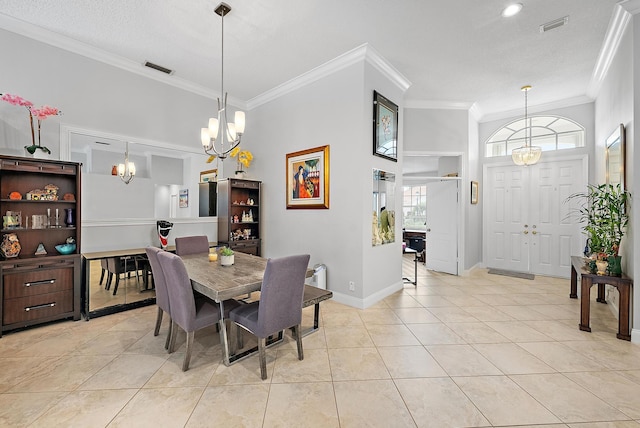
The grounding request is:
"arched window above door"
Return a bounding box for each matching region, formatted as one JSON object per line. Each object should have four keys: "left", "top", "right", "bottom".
{"left": 485, "top": 115, "right": 585, "bottom": 157}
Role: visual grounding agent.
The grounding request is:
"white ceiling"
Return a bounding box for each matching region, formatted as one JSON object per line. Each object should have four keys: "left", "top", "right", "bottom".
{"left": 0, "top": 0, "right": 620, "bottom": 119}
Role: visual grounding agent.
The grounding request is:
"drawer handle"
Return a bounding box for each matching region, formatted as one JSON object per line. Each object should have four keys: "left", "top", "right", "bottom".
{"left": 24, "top": 279, "right": 56, "bottom": 287}
{"left": 25, "top": 302, "right": 56, "bottom": 312}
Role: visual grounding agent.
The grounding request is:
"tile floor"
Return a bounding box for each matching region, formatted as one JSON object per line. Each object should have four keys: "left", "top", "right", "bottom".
{"left": 1, "top": 255, "right": 640, "bottom": 427}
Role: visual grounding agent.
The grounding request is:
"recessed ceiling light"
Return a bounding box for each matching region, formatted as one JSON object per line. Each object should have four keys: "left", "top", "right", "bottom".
{"left": 502, "top": 3, "right": 523, "bottom": 17}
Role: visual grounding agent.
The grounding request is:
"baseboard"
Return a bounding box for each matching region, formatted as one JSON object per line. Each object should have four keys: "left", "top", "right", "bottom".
{"left": 330, "top": 280, "right": 404, "bottom": 309}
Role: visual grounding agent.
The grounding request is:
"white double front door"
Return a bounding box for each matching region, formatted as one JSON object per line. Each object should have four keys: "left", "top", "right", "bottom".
{"left": 483, "top": 156, "right": 587, "bottom": 277}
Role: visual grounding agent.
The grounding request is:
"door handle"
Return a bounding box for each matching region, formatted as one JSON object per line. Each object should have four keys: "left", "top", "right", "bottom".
{"left": 532, "top": 231, "right": 537, "bottom": 235}
{"left": 523, "top": 230, "right": 529, "bottom": 234}
{"left": 426, "top": 229, "right": 431, "bottom": 232}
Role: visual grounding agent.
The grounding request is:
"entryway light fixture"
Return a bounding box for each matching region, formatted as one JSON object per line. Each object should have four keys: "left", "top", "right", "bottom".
{"left": 512, "top": 85, "right": 542, "bottom": 166}
{"left": 201, "top": 2, "right": 245, "bottom": 160}
{"left": 118, "top": 141, "right": 136, "bottom": 184}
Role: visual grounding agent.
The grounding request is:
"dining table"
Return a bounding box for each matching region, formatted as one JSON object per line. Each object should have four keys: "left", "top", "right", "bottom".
{"left": 180, "top": 251, "right": 332, "bottom": 366}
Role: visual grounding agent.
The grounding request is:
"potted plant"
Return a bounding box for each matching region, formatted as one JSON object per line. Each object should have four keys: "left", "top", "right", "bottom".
{"left": 219, "top": 246, "right": 234, "bottom": 266}
{"left": 567, "top": 183, "right": 631, "bottom": 276}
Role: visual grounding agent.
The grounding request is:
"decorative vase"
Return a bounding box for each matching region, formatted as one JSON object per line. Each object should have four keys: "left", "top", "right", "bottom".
{"left": 65, "top": 208, "right": 75, "bottom": 227}
{"left": 0, "top": 233, "right": 21, "bottom": 258}
{"left": 234, "top": 170, "right": 246, "bottom": 179}
{"left": 220, "top": 255, "right": 234, "bottom": 266}
{"left": 595, "top": 259, "right": 608, "bottom": 276}
{"left": 607, "top": 255, "right": 622, "bottom": 277}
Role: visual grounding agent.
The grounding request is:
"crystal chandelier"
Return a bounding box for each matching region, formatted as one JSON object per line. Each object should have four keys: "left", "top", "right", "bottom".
{"left": 118, "top": 141, "right": 136, "bottom": 184}
{"left": 511, "top": 85, "right": 542, "bottom": 166}
{"left": 201, "top": 2, "right": 245, "bottom": 160}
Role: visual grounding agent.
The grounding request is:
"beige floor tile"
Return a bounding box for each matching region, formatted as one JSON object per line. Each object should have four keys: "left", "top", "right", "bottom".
{"left": 30, "top": 389, "right": 137, "bottom": 428}
{"left": 525, "top": 320, "right": 602, "bottom": 341}
{"left": 271, "top": 348, "right": 332, "bottom": 383}
{"left": 412, "top": 295, "right": 456, "bottom": 307}
{"left": 108, "top": 387, "right": 204, "bottom": 427}
{"left": 8, "top": 355, "right": 115, "bottom": 393}
{"left": 473, "top": 294, "right": 521, "bottom": 306}
{"left": 517, "top": 342, "right": 607, "bottom": 372}
{"left": 334, "top": 380, "right": 416, "bottom": 427}
{"left": 563, "top": 341, "right": 640, "bottom": 371}
{"left": 454, "top": 375, "right": 561, "bottom": 426}
{"left": 511, "top": 373, "right": 629, "bottom": 423}
{"left": 527, "top": 304, "right": 578, "bottom": 319}
{"left": 75, "top": 330, "right": 147, "bottom": 355}
{"left": 365, "top": 324, "right": 421, "bottom": 347}
{"left": 395, "top": 377, "right": 490, "bottom": 427}
{"left": 78, "top": 354, "right": 166, "bottom": 390}
{"left": 378, "top": 346, "right": 447, "bottom": 378}
{"left": 392, "top": 307, "right": 441, "bottom": 323}
{"left": 324, "top": 325, "right": 374, "bottom": 348}
{"left": 484, "top": 320, "right": 554, "bottom": 342}
{"left": 472, "top": 343, "right": 555, "bottom": 374}
{"left": 263, "top": 382, "right": 339, "bottom": 427}
{"left": 144, "top": 351, "right": 217, "bottom": 388}
{"left": 383, "top": 293, "right": 423, "bottom": 308}
{"left": 209, "top": 349, "right": 277, "bottom": 385}
{"left": 0, "top": 391, "right": 68, "bottom": 427}
{"left": 493, "top": 305, "right": 549, "bottom": 320}
{"left": 446, "top": 322, "right": 511, "bottom": 343}
{"left": 328, "top": 348, "right": 390, "bottom": 381}
{"left": 427, "top": 306, "right": 481, "bottom": 323}
{"left": 320, "top": 310, "right": 364, "bottom": 327}
{"left": 564, "top": 371, "right": 640, "bottom": 418}
{"left": 0, "top": 357, "right": 62, "bottom": 392}
{"left": 358, "top": 308, "right": 403, "bottom": 325}
{"left": 566, "top": 422, "right": 640, "bottom": 427}
{"left": 442, "top": 294, "right": 488, "bottom": 307}
{"left": 186, "top": 384, "right": 269, "bottom": 427}
{"left": 426, "top": 344, "right": 502, "bottom": 376}
{"left": 461, "top": 305, "right": 515, "bottom": 321}
{"left": 407, "top": 323, "right": 466, "bottom": 345}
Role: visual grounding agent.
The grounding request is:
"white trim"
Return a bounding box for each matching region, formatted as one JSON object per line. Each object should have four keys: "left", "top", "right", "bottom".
{"left": 83, "top": 217, "right": 217, "bottom": 228}
{"left": 0, "top": 13, "right": 245, "bottom": 108}
{"left": 479, "top": 95, "right": 593, "bottom": 123}
{"left": 621, "top": 0, "right": 640, "bottom": 16}
{"left": 59, "top": 124, "right": 207, "bottom": 161}
{"left": 587, "top": 4, "right": 632, "bottom": 99}
{"left": 330, "top": 281, "right": 404, "bottom": 310}
{"left": 632, "top": 328, "right": 640, "bottom": 343}
{"left": 247, "top": 43, "right": 411, "bottom": 110}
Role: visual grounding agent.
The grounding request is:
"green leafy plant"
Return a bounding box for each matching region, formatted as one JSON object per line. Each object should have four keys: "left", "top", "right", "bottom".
{"left": 218, "top": 246, "right": 234, "bottom": 256}
{"left": 566, "top": 183, "right": 631, "bottom": 258}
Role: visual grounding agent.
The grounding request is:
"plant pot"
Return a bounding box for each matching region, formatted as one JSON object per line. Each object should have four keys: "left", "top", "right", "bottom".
{"left": 595, "top": 260, "right": 608, "bottom": 276}
{"left": 607, "top": 255, "right": 622, "bottom": 277}
{"left": 234, "top": 171, "right": 246, "bottom": 179}
{"left": 220, "top": 254, "right": 234, "bottom": 266}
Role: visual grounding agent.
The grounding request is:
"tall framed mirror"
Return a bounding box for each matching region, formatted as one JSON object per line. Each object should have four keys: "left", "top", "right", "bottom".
{"left": 606, "top": 123, "right": 625, "bottom": 190}
{"left": 372, "top": 169, "right": 395, "bottom": 246}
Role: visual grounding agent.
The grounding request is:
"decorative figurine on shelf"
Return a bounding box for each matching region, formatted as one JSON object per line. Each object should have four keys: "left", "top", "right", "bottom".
{"left": 0, "top": 233, "right": 21, "bottom": 258}
{"left": 157, "top": 220, "right": 173, "bottom": 249}
{"left": 248, "top": 209, "right": 253, "bottom": 222}
{"left": 233, "top": 214, "right": 239, "bottom": 223}
{"left": 35, "top": 243, "right": 47, "bottom": 256}
{"left": 65, "top": 208, "right": 75, "bottom": 227}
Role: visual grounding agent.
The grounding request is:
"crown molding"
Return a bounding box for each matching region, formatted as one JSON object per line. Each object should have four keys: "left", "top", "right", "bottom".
{"left": 620, "top": 0, "right": 640, "bottom": 15}
{"left": 479, "top": 95, "right": 593, "bottom": 123}
{"left": 404, "top": 99, "right": 474, "bottom": 110}
{"left": 0, "top": 13, "right": 247, "bottom": 109}
{"left": 247, "top": 43, "right": 411, "bottom": 110}
{"left": 587, "top": 4, "right": 632, "bottom": 98}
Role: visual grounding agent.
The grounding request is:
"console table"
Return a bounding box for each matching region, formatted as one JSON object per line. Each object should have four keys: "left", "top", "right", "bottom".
{"left": 570, "top": 256, "right": 633, "bottom": 341}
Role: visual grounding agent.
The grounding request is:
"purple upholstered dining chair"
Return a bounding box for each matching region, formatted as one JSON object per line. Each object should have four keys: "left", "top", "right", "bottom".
{"left": 175, "top": 235, "right": 209, "bottom": 256}
{"left": 145, "top": 247, "right": 172, "bottom": 350}
{"left": 157, "top": 251, "right": 221, "bottom": 371}
{"left": 228, "top": 254, "right": 310, "bottom": 380}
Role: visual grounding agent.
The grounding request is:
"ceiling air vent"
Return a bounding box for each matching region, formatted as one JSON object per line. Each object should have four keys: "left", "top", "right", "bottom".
{"left": 540, "top": 16, "right": 569, "bottom": 33}
{"left": 144, "top": 61, "right": 173, "bottom": 75}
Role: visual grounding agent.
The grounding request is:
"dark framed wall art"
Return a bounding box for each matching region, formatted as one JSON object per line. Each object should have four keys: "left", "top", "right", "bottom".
{"left": 373, "top": 91, "right": 398, "bottom": 162}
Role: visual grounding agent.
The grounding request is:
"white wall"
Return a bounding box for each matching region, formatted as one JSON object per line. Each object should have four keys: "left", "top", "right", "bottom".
{"left": 595, "top": 14, "right": 636, "bottom": 341}
{"left": 404, "top": 108, "right": 469, "bottom": 152}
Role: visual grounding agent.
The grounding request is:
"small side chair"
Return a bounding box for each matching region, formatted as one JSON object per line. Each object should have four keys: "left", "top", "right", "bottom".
{"left": 175, "top": 235, "right": 209, "bottom": 256}
{"left": 145, "top": 246, "right": 171, "bottom": 350}
{"left": 229, "top": 254, "right": 310, "bottom": 380}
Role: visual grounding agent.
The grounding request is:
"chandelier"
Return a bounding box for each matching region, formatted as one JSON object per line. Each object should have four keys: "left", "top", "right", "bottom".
{"left": 511, "top": 85, "right": 542, "bottom": 166}
{"left": 201, "top": 2, "right": 245, "bottom": 160}
{"left": 118, "top": 141, "right": 136, "bottom": 184}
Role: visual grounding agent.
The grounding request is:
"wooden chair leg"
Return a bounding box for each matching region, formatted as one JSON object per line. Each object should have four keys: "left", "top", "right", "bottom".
{"left": 258, "top": 337, "right": 267, "bottom": 380}
{"left": 99, "top": 268, "right": 106, "bottom": 285}
{"left": 112, "top": 275, "right": 120, "bottom": 296}
{"left": 154, "top": 308, "right": 163, "bottom": 336}
{"left": 293, "top": 325, "right": 304, "bottom": 360}
{"left": 164, "top": 318, "right": 172, "bottom": 351}
{"left": 105, "top": 272, "right": 112, "bottom": 290}
{"left": 168, "top": 321, "right": 178, "bottom": 353}
{"left": 182, "top": 331, "right": 194, "bottom": 371}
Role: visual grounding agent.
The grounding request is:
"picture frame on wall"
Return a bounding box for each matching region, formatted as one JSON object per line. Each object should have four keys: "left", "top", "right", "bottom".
{"left": 373, "top": 90, "right": 398, "bottom": 162}
{"left": 286, "top": 145, "right": 330, "bottom": 209}
{"left": 199, "top": 169, "right": 218, "bottom": 183}
{"left": 471, "top": 181, "right": 479, "bottom": 204}
{"left": 179, "top": 189, "right": 189, "bottom": 208}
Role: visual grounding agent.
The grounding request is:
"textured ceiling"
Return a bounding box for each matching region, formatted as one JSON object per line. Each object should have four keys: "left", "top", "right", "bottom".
{"left": 0, "top": 0, "right": 619, "bottom": 119}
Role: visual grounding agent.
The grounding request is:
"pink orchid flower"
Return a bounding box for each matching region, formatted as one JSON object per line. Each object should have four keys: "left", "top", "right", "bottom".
{"left": 1, "top": 93, "right": 34, "bottom": 108}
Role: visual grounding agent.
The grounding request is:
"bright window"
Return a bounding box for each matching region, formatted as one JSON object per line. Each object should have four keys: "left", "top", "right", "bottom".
{"left": 402, "top": 185, "right": 426, "bottom": 230}
{"left": 485, "top": 115, "right": 585, "bottom": 158}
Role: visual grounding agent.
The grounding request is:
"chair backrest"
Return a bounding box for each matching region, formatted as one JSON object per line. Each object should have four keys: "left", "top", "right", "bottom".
{"left": 408, "top": 237, "right": 425, "bottom": 253}
{"left": 256, "top": 254, "right": 310, "bottom": 337}
{"left": 145, "top": 246, "right": 170, "bottom": 314}
{"left": 175, "top": 235, "right": 210, "bottom": 256}
{"left": 157, "top": 251, "right": 198, "bottom": 331}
